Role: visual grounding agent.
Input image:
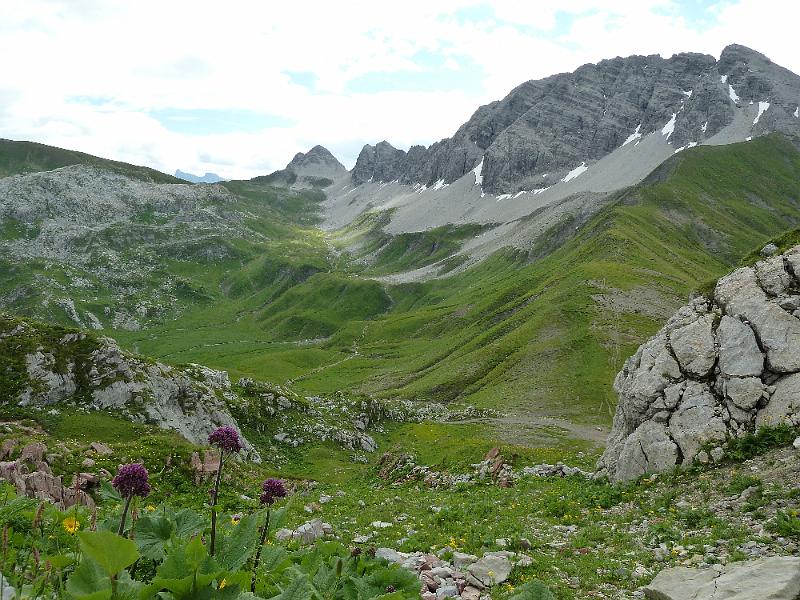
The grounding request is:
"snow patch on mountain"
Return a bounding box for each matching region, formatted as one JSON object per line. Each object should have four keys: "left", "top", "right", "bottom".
{"left": 562, "top": 162, "right": 588, "bottom": 182}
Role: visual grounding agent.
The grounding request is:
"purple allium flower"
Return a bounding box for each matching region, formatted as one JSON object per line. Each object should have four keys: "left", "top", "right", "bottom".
{"left": 208, "top": 426, "right": 242, "bottom": 453}
{"left": 112, "top": 463, "right": 151, "bottom": 498}
{"left": 259, "top": 478, "right": 287, "bottom": 505}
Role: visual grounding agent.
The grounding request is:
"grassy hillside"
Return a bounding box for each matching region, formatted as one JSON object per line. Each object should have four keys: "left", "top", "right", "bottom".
{"left": 113, "top": 135, "right": 800, "bottom": 442}
{"left": 0, "top": 138, "right": 180, "bottom": 182}
{"left": 3, "top": 135, "right": 800, "bottom": 447}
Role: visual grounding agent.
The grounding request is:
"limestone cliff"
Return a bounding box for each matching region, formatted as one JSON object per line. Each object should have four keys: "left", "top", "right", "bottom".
{"left": 598, "top": 244, "right": 800, "bottom": 481}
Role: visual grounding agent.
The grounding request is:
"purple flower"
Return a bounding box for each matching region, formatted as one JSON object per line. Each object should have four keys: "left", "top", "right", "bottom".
{"left": 112, "top": 463, "right": 151, "bottom": 498}
{"left": 208, "top": 426, "right": 242, "bottom": 453}
{"left": 260, "top": 478, "right": 287, "bottom": 505}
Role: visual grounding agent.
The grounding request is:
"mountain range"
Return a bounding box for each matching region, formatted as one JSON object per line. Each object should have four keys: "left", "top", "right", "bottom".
{"left": 2, "top": 43, "right": 800, "bottom": 445}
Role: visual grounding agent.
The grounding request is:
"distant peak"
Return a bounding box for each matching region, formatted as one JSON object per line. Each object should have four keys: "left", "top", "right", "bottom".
{"left": 174, "top": 169, "right": 226, "bottom": 183}
{"left": 284, "top": 145, "right": 345, "bottom": 177}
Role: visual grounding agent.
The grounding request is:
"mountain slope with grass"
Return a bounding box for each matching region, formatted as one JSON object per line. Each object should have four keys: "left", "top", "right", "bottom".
{"left": 3, "top": 135, "right": 800, "bottom": 449}
{"left": 116, "top": 134, "right": 800, "bottom": 446}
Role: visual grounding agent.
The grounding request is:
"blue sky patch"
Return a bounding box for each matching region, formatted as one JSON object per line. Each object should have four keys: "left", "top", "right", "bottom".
{"left": 150, "top": 108, "right": 295, "bottom": 135}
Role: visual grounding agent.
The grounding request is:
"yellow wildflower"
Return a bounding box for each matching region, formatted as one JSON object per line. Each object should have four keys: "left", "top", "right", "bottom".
{"left": 62, "top": 516, "right": 80, "bottom": 534}
{"left": 219, "top": 579, "right": 227, "bottom": 589}
{"left": 146, "top": 505, "right": 156, "bottom": 512}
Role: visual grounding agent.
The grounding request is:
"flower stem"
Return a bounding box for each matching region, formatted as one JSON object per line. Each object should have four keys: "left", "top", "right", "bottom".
{"left": 210, "top": 451, "right": 225, "bottom": 556}
{"left": 117, "top": 496, "right": 132, "bottom": 537}
{"left": 251, "top": 509, "right": 271, "bottom": 593}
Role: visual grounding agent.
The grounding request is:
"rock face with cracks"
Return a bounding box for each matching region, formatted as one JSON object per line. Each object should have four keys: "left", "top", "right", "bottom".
{"left": 349, "top": 44, "right": 800, "bottom": 193}
{"left": 598, "top": 244, "right": 800, "bottom": 481}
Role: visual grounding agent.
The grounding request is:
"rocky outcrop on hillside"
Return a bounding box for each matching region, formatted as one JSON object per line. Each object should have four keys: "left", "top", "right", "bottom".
{"left": 1, "top": 316, "right": 258, "bottom": 456}
{"left": 598, "top": 244, "right": 800, "bottom": 481}
{"left": 644, "top": 556, "right": 800, "bottom": 600}
{"left": 350, "top": 44, "right": 800, "bottom": 193}
{"left": 0, "top": 164, "right": 260, "bottom": 329}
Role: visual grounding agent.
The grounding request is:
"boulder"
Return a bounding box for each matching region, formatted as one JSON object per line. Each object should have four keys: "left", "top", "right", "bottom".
{"left": 756, "top": 372, "right": 800, "bottom": 429}
{"left": 615, "top": 421, "right": 679, "bottom": 482}
{"left": 90, "top": 442, "right": 113, "bottom": 456}
{"left": 20, "top": 442, "right": 47, "bottom": 464}
{"left": 723, "top": 377, "right": 764, "bottom": 411}
{"left": 466, "top": 555, "right": 512, "bottom": 586}
{"left": 715, "top": 267, "right": 800, "bottom": 373}
{"left": 293, "top": 519, "right": 327, "bottom": 544}
{"left": 644, "top": 556, "right": 800, "bottom": 599}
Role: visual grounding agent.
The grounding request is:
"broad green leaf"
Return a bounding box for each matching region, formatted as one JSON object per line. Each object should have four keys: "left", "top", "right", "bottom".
{"left": 136, "top": 514, "right": 175, "bottom": 561}
{"left": 257, "top": 546, "right": 290, "bottom": 574}
{"left": 311, "top": 562, "right": 336, "bottom": 591}
{"left": 173, "top": 508, "right": 206, "bottom": 539}
{"left": 98, "top": 481, "right": 122, "bottom": 503}
{"left": 269, "top": 573, "right": 314, "bottom": 600}
{"left": 65, "top": 556, "right": 112, "bottom": 600}
{"left": 77, "top": 530, "right": 140, "bottom": 578}
{"left": 115, "top": 570, "right": 145, "bottom": 600}
{"left": 218, "top": 513, "right": 259, "bottom": 571}
{"left": 269, "top": 507, "right": 288, "bottom": 532}
{"left": 43, "top": 553, "right": 75, "bottom": 569}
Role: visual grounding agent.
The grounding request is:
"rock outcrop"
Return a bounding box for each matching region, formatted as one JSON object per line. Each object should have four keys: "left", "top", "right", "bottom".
{"left": 644, "top": 556, "right": 800, "bottom": 600}
{"left": 2, "top": 315, "right": 257, "bottom": 456}
{"left": 348, "top": 44, "right": 800, "bottom": 194}
{"left": 598, "top": 244, "right": 800, "bottom": 481}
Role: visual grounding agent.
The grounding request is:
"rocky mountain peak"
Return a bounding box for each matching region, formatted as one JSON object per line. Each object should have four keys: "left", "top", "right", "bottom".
{"left": 285, "top": 145, "right": 346, "bottom": 178}
{"left": 344, "top": 45, "right": 800, "bottom": 195}
{"left": 351, "top": 140, "right": 408, "bottom": 184}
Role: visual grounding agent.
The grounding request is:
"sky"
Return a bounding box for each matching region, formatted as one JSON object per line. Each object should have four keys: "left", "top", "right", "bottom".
{"left": 0, "top": 0, "right": 797, "bottom": 179}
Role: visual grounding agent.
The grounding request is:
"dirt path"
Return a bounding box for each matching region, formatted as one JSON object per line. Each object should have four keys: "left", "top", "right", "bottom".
{"left": 450, "top": 413, "right": 610, "bottom": 447}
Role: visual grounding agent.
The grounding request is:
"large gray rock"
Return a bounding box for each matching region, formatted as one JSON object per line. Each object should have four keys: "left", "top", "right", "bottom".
{"left": 615, "top": 421, "right": 679, "bottom": 482}
{"left": 644, "top": 556, "right": 800, "bottom": 599}
{"left": 669, "top": 382, "right": 727, "bottom": 463}
{"left": 715, "top": 267, "right": 800, "bottom": 373}
{"left": 669, "top": 314, "right": 716, "bottom": 377}
{"left": 466, "top": 555, "right": 513, "bottom": 586}
{"left": 716, "top": 315, "right": 764, "bottom": 377}
{"left": 599, "top": 244, "right": 800, "bottom": 481}
{"left": 756, "top": 372, "right": 800, "bottom": 429}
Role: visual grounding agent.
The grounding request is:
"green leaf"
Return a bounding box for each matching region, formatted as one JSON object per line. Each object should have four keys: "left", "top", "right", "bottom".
{"left": 269, "top": 506, "right": 289, "bottom": 532}
{"left": 256, "top": 545, "right": 291, "bottom": 574}
{"left": 173, "top": 508, "right": 207, "bottom": 539}
{"left": 98, "top": 481, "right": 122, "bottom": 503}
{"left": 136, "top": 514, "right": 175, "bottom": 561}
{"left": 65, "top": 556, "right": 112, "bottom": 600}
{"left": 269, "top": 572, "right": 314, "bottom": 600}
{"left": 115, "top": 570, "right": 145, "bottom": 600}
{"left": 77, "top": 530, "right": 140, "bottom": 578}
{"left": 218, "top": 513, "right": 259, "bottom": 571}
{"left": 43, "top": 553, "right": 75, "bottom": 569}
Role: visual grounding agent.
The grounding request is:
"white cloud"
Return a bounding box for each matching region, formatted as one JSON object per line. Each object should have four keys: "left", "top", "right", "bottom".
{"left": 0, "top": 0, "right": 797, "bottom": 178}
